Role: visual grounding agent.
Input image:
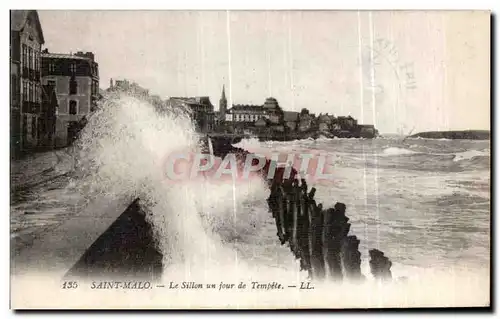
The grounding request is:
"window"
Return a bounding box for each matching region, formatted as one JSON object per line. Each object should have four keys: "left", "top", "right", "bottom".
{"left": 69, "top": 100, "right": 77, "bottom": 115}
{"left": 31, "top": 48, "right": 35, "bottom": 70}
{"left": 35, "top": 85, "right": 39, "bottom": 103}
{"left": 70, "top": 63, "right": 76, "bottom": 74}
{"left": 47, "top": 80, "right": 56, "bottom": 87}
{"left": 28, "top": 47, "right": 32, "bottom": 70}
{"left": 22, "top": 81, "right": 27, "bottom": 101}
{"left": 49, "top": 63, "right": 56, "bottom": 73}
{"left": 27, "top": 82, "right": 32, "bottom": 102}
{"left": 34, "top": 51, "right": 39, "bottom": 71}
{"left": 69, "top": 79, "right": 77, "bottom": 95}
{"left": 22, "top": 45, "right": 27, "bottom": 68}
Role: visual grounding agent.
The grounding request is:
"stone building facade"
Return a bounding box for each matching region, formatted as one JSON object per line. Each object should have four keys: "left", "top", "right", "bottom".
{"left": 222, "top": 93, "right": 284, "bottom": 126}
{"left": 168, "top": 96, "right": 215, "bottom": 133}
{"left": 41, "top": 51, "right": 99, "bottom": 147}
{"left": 10, "top": 10, "right": 45, "bottom": 154}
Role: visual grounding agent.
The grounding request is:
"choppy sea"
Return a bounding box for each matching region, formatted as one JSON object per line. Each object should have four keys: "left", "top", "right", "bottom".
{"left": 10, "top": 95, "right": 491, "bottom": 307}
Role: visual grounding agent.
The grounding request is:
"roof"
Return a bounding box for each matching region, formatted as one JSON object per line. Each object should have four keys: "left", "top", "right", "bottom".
{"left": 230, "top": 104, "right": 264, "bottom": 112}
{"left": 11, "top": 10, "right": 45, "bottom": 44}
{"left": 283, "top": 111, "right": 299, "bottom": 122}
{"left": 170, "top": 96, "right": 212, "bottom": 105}
{"left": 167, "top": 98, "right": 187, "bottom": 108}
{"left": 263, "top": 97, "right": 279, "bottom": 109}
{"left": 41, "top": 52, "right": 92, "bottom": 61}
{"left": 338, "top": 115, "right": 355, "bottom": 120}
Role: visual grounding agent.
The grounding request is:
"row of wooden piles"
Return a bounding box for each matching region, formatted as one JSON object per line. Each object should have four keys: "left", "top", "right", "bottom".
{"left": 267, "top": 178, "right": 393, "bottom": 282}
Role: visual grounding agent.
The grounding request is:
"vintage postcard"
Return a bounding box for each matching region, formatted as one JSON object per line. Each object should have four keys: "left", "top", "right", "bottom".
{"left": 10, "top": 10, "right": 490, "bottom": 309}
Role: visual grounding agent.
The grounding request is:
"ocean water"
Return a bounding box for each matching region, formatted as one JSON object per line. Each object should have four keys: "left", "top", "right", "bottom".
{"left": 11, "top": 94, "right": 491, "bottom": 307}
{"left": 234, "top": 136, "right": 491, "bottom": 273}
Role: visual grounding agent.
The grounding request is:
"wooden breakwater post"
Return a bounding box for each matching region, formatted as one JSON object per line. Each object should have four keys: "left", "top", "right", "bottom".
{"left": 206, "top": 136, "right": 392, "bottom": 282}
{"left": 369, "top": 249, "right": 392, "bottom": 281}
{"left": 267, "top": 178, "right": 392, "bottom": 282}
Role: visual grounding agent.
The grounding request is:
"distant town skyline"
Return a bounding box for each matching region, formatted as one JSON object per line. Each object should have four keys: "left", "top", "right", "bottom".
{"left": 38, "top": 10, "right": 490, "bottom": 134}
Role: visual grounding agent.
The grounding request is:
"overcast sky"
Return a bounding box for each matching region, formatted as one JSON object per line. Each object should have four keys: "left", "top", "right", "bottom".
{"left": 38, "top": 10, "right": 490, "bottom": 134}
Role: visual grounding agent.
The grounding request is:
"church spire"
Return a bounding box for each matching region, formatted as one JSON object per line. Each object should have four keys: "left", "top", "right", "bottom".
{"left": 219, "top": 84, "right": 228, "bottom": 121}
{"left": 221, "top": 84, "right": 226, "bottom": 101}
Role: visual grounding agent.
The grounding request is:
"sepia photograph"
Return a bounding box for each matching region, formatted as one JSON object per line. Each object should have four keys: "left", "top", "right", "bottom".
{"left": 9, "top": 8, "right": 491, "bottom": 309}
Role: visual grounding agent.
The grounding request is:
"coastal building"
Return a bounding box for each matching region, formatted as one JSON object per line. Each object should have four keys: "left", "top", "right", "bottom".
{"left": 217, "top": 84, "right": 286, "bottom": 126}
{"left": 222, "top": 96, "right": 283, "bottom": 125}
{"left": 263, "top": 97, "right": 283, "bottom": 124}
{"left": 230, "top": 104, "right": 267, "bottom": 123}
{"left": 337, "top": 116, "right": 358, "bottom": 130}
{"left": 108, "top": 78, "right": 149, "bottom": 98}
{"left": 298, "top": 113, "right": 315, "bottom": 132}
{"left": 317, "top": 114, "right": 334, "bottom": 133}
{"left": 283, "top": 111, "right": 300, "bottom": 131}
{"left": 41, "top": 50, "right": 100, "bottom": 147}
{"left": 10, "top": 10, "right": 45, "bottom": 154}
{"left": 255, "top": 117, "right": 268, "bottom": 128}
{"left": 358, "top": 124, "right": 377, "bottom": 138}
{"left": 167, "top": 96, "right": 215, "bottom": 133}
{"left": 214, "top": 111, "right": 221, "bottom": 126}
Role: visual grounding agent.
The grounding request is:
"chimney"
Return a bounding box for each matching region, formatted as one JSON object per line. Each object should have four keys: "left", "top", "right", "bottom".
{"left": 74, "top": 51, "right": 95, "bottom": 61}
{"left": 86, "top": 52, "right": 95, "bottom": 61}
{"left": 109, "top": 78, "right": 113, "bottom": 88}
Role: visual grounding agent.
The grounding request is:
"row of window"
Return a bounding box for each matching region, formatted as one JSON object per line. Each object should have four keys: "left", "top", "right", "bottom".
{"left": 46, "top": 61, "right": 99, "bottom": 77}
{"left": 22, "top": 79, "right": 41, "bottom": 103}
{"left": 21, "top": 44, "right": 40, "bottom": 72}
{"left": 45, "top": 79, "right": 78, "bottom": 95}
{"left": 47, "top": 62, "right": 77, "bottom": 74}
{"left": 232, "top": 114, "right": 265, "bottom": 122}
